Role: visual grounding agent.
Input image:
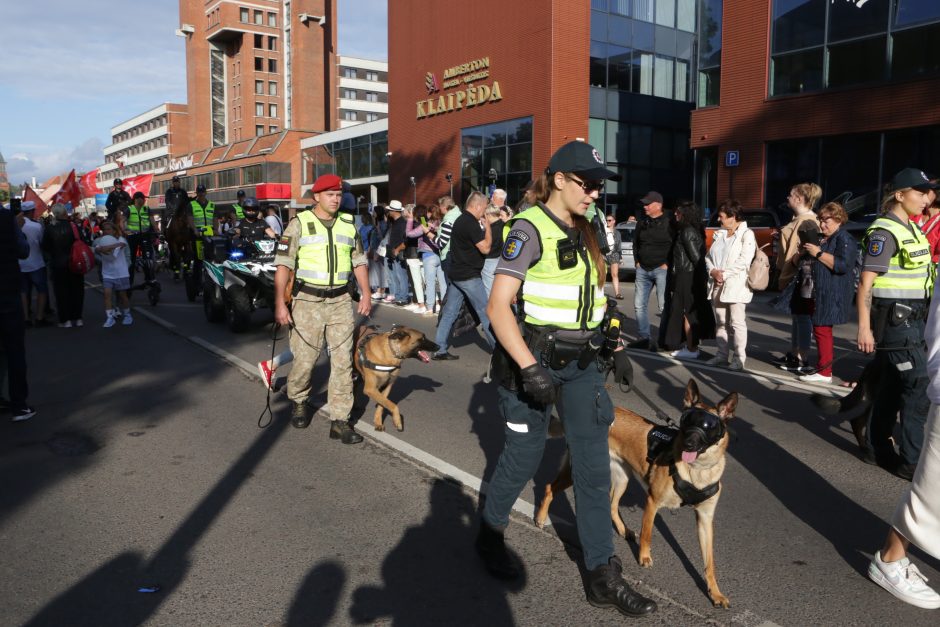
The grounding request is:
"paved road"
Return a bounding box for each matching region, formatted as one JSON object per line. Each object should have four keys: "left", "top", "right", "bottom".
{"left": 2, "top": 275, "right": 937, "bottom": 626}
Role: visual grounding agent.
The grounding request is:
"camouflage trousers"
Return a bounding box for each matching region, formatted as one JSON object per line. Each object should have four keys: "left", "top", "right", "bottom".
{"left": 287, "top": 295, "right": 355, "bottom": 421}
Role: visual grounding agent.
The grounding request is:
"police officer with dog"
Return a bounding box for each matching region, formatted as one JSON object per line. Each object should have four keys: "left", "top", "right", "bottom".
{"left": 857, "top": 168, "right": 937, "bottom": 480}
{"left": 478, "top": 141, "right": 657, "bottom": 618}
{"left": 273, "top": 174, "right": 372, "bottom": 444}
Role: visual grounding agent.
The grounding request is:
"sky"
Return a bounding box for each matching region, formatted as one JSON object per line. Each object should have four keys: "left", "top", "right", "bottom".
{"left": 0, "top": 0, "right": 387, "bottom": 186}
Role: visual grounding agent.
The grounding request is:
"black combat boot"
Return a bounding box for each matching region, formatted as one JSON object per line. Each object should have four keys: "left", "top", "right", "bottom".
{"left": 329, "top": 420, "right": 363, "bottom": 444}
{"left": 291, "top": 402, "right": 312, "bottom": 429}
{"left": 475, "top": 519, "right": 521, "bottom": 580}
{"left": 586, "top": 556, "right": 657, "bottom": 617}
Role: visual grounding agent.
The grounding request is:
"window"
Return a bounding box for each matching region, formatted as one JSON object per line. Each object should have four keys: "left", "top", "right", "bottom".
{"left": 366, "top": 92, "right": 378, "bottom": 102}
{"left": 655, "top": 0, "right": 675, "bottom": 27}
{"left": 892, "top": 22, "right": 940, "bottom": 81}
{"left": 698, "top": 67, "right": 720, "bottom": 106}
{"left": 634, "top": 0, "right": 653, "bottom": 23}
{"left": 653, "top": 56, "right": 673, "bottom": 98}
{"left": 268, "top": 58, "right": 277, "bottom": 73}
{"left": 254, "top": 34, "right": 263, "bottom": 48}
{"left": 255, "top": 125, "right": 264, "bottom": 137}
{"left": 828, "top": 0, "right": 888, "bottom": 42}
{"left": 828, "top": 36, "right": 886, "bottom": 88}
{"left": 269, "top": 103, "right": 277, "bottom": 117}
{"left": 268, "top": 81, "right": 278, "bottom": 95}
{"left": 268, "top": 12, "right": 277, "bottom": 27}
{"left": 366, "top": 71, "right": 379, "bottom": 81}
{"left": 344, "top": 89, "right": 357, "bottom": 99}
{"left": 256, "top": 102, "right": 264, "bottom": 116}
{"left": 771, "top": 48, "right": 823, "bottom": 95}
{"left": 344, "top": 67, "right": 357, "bottom": 78}
{"left": 243, "top": 164, "right": 262, "bottom": 183}
{"left": 210, "top": 48, "right": 227, "bottom": 147}
{"left": 255, "top": 57, "right": 263, "bottom": 71}
{"left": 240, "top": 7, "right": 249, "bottom": 22}
{"left": 255, "top": 80, "right": 264, "bottom": 94}
{"left": 895, "top": 0, "right": 940, "bottom": 28}
{"left": 676, "top": 0, "right": 695, "bottom": 32}
{"left": 254, "top": 10, "right": 263, "bottom": 25}
{"left": 459, "top": 117, "right": 533, "bottom": 204}
{"left": 218, "top": 168, "right": 238, "bottom": 188}
{"left": 196, "top": 173, "right": 214, "bottom": 191}
{"left": 269, "top": 125, "right": 278, "bottom": 133}
{"left": 772, "top": 0, "right": 824, "bottom": 53}
{"left": 268, "top": 36, "right": 276, "bottom": 51}
{"left": 366, "top": 113, "right": 379, "bottom": 122}
{"left": 344, "top": 111, "right": 358, "bottom": 121}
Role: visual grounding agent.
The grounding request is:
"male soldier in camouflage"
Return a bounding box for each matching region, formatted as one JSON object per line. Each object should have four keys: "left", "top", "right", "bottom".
{"left": 273, "top": 174, "right": 372, "bottom": 444}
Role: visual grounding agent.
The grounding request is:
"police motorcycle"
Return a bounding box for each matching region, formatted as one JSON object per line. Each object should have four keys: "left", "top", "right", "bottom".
{"left": 201, "top": 229, "right": 278, "bottom": 332}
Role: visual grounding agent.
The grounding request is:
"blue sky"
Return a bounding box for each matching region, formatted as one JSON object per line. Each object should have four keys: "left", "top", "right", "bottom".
{"left": 0, "top": 0, "right": 387, "bottom": 185}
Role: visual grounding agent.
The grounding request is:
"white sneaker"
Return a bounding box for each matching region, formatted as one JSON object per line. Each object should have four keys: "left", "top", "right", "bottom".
{"left": 74, "top": 319, "right": 83, "bottom": 327}
{"left": 112, "top": 308, "right": 122, "bottom": 318}
{"left": 727, "top": 359, "right": 744, "bottom": 372}
{"left": 103, "top": 316, "right": 116, "bottom": 328}
{"left": 58, "top": 321, "right": 72, "bottom": 328}
{"left": 869, "top": 551, "right": 940, "bottom": 609}
{"left": 705, "top": 355, "right": 728, "bottom": 366}
{"left": 122, "top": 313, "right": 134, "bottom": 326}
{"left": 799, "top": 372, "right": 832, "bottom": 384}
{"left": 670, "top": 348, "right": 700, "bottom": 360}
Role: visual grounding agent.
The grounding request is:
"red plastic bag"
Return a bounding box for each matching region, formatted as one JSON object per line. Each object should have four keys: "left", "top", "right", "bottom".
{"left": 69, "top": 222, "right": 96, "bottom": 275}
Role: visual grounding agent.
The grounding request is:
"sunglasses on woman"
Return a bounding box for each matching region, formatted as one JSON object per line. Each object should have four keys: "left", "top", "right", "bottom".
{"left": 565, "top": 174, "right": 605, "bottom": 194}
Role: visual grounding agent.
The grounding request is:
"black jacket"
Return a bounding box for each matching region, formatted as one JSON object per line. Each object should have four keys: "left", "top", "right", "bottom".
{"left": 42, "top": 220, "right": 76, "bottom": 271}
{"left": 165, "top": 187, "right": 190, "bottom": 214}
{"left": 671, "top": 226, "right": 706, "bottom": 275}
{"left": 0, "top": 208, "right": 28, "bottom": 296}
{"left": 387, "top": 216, "right": 407, "bottom": 256}
{"left": 634, "top": 214, "right": 673, "bottom": 270}
{"left": 105, "top": 189, "right": 132, "bottom": 219}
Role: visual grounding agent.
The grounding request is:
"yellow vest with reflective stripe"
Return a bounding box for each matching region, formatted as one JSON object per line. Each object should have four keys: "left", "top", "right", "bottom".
{"left": 127, "top": 204, "right": 150, "bottom": 232}
{"left": 191, "top": 200, "right": 215, "bottom": 231}
{"left": 233, "top": 204, "right": 244, "bottom": 220}
{"left": 868, "top": 217, "right": 934, "bottom": 300}
{"left": 296, "top": 210, "right": 357, "bottom": 287}
{"left": 509, "top": 205, "right": 605, "bottom": 330}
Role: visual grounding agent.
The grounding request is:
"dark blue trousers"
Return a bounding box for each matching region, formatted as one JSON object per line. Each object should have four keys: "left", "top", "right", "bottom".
{"left": 0, "top": 294, "right": 28, "bottom": 409}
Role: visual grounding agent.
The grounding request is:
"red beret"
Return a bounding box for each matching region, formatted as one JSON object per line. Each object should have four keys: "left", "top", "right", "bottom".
{"left": 312, "top": 173, "right": 343, "bottom": 193}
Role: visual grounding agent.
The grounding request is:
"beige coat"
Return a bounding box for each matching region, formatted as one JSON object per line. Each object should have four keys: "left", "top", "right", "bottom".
{"left": 706, "top": 222, "right": 757, "bottom": 304}
{"left": 776, "top": 211, "right": 819, "bottom": 290}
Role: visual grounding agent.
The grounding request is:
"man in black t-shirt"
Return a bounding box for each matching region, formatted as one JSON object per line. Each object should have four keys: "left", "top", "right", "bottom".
{"left": 432, "top": 191, "right": 496, "bottom": 360}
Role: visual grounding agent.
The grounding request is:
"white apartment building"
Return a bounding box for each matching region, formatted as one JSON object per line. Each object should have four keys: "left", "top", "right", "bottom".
{"left": 97, "top": 103, "right": 190, "bottom": 189}
{"left": 337, "top": 56, "right": 388, "bottom": 128}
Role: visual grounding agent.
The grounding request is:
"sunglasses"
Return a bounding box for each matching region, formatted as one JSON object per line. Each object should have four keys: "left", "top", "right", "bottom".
{"left": 565, "top": 174, "right": 604, "bottom": 194}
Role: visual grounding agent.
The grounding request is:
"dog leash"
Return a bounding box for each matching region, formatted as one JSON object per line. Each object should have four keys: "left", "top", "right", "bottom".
{"left": 628, "top": 383, "right": 679, "bottom": 429}
{"left": 257, "top": 321, "right": 284, "bottom": 429}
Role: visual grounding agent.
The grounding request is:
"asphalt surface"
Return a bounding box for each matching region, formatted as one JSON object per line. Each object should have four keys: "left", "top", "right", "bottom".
{"left": 2, "top": 273, "right": 938, "bottom": 626}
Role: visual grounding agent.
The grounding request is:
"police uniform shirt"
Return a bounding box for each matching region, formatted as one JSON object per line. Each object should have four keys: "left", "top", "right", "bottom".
{"left": 862, "top": 213, "right": 911, "bottom": 274}
{"left": 275, "top": 214, "right": 367, "bottom": 300}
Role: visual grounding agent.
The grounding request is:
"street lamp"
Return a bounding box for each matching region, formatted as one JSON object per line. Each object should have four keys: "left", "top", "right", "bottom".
{"left": 445, "top": 172, "right": 453, "bottom": 199}
{"left": 487, "top": 168, "right": 498, "bottom": 199}
{"left": 409, "top": 176, "right": 416, "bottom": 206}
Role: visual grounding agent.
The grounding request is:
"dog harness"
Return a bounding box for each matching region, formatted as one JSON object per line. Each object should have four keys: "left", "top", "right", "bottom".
{"left": 645, "top": 424, "right": 721, "bottom": 507}
{"left": 356, "top": 327, "right": 403, "bottom": 372}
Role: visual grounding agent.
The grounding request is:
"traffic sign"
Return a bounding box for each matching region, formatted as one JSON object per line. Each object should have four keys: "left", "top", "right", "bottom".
{"left": 725, "top": 150, "right": 740, "bottom": 167}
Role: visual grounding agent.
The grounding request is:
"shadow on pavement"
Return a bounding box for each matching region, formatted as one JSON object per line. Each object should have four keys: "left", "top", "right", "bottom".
{"left": 22, "top": 414, "right": 289, "bottom": 626}
{"left": 286, "top": 560, "right": 346, "bottom": 627}
{"left": 348, "top": 478, "right": 524, "bottom": 625}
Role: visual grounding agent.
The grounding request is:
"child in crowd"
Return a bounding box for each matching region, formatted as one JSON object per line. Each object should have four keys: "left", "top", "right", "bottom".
{"left": 93, "top": 221, "right": 133, "bottom": 327}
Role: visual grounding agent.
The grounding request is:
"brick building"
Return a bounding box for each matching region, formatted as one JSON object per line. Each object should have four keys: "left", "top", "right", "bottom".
{"left": 337, "top": 56, "right": 389, "bottom": 128}
{"left": 389, "top": 0, "right": 698, "bottom": 217}
{"left": 690, "top": 1, "right": 940, "bottom": 216}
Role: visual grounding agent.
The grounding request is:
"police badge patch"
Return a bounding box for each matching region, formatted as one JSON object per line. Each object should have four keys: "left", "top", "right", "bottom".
{"left": 502, "top": 229, "right": 529, "bottom": 260}
{"left": 277, "top": 235, "right": 291, "bottom": 253}
{"left": 868, "top": 239, "right": 883, "bottom": 256}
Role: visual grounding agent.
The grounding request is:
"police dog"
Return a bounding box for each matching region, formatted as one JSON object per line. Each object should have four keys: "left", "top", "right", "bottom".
{"left": 353, "top": 325, "right": 439, "bottom": 432}
{"left": 534, "top": 379, "right": 737, "bottom": 608}
{"left": 811, "top": 361, "right": 875, "bottom": 460}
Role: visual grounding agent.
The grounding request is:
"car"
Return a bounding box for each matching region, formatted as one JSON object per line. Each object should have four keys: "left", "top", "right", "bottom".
{"left": 614, "top": 221, "right": 636, "bottom": 279}
{"left": 705, "top": 208, "right": 781, "bottom": 267}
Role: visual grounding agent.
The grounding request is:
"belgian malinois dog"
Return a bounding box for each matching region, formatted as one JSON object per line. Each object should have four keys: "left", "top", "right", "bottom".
{"left": 353, "top": 325, "right": 439, "bottom": 432}
{"left": 534, "top": 379, "right": 738, "bottom": 608}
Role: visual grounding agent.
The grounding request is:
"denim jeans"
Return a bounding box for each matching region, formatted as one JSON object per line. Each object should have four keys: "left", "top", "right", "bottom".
{"left": 434, "top": 276, "right": 495, "bottom": 353}
{"left": 387, "top": 257, "right": 409, "bottom": 302}
{"left": 633, "top": 265, "right": 667, "bottom": 340}
{"left": 791, "top": 314, "right": 813, "bottom": 352}
{"left": 422, "top": 252, "right": 446, "bottom": 309}
{"left": 481, "top": 257, "right": 499, "bottom": 297}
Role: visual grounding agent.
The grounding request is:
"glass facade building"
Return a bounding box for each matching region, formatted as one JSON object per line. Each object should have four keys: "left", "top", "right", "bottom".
{"left": 590, "top": 0, "right": 697, "bottom": 219}
{"left": 460, "top": 117, "right": 533, "bottom": 204}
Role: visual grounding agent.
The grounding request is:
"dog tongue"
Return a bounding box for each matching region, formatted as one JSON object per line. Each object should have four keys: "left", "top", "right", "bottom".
{"left": 418, "top": 351, "right": 431, "bottom": 363}
{"left": 682, "top": 451, "right": 698, "bottom": 463}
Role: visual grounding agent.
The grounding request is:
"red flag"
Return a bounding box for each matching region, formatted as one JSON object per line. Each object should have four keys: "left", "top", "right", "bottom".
{"left": 79, "top": 169, "right": 100, "bottom": 198}
{"left": 23, "top": 185, "right": 50, "bottom": 215}
{"left": 122, "top": 174, "right": 154, "bottom": 197}
{"left": 52, "top": 169, "right": 83, "bottom": 208}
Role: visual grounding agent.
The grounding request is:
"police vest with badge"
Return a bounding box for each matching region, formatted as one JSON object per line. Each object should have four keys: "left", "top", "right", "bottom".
{"left": 191, "top": 196, "right": 215, "bottom": 234}
{"left": 127, "top": 197, "right": 151, "bottom": 233}
{"left": 288, "top": 206, "right": 358, "bottom": 299}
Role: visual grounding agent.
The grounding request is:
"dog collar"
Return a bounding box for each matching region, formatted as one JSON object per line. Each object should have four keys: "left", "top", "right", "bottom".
{"left": 669, "top": 463, "right": 720, "bottom": 507}
{"left": 356, "top": 329, "right": 401, "bottom": 372}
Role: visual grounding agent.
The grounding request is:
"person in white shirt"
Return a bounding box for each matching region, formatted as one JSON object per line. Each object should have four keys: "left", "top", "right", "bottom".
{"left": 265, "top": 204, "right": 283, "bottom": 236}
{"left": 16, "top": 202, "right": 48, "bottom": 326}
{"left": 93, "top": 221, "right": 133, "bottom": 327}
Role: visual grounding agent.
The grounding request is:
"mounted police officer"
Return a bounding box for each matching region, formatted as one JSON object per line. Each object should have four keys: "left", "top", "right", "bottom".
{"left": 273, "top": 174, "right": 372, "bottom": 444}
{"left": 477, "top": 141, "right": 657, "bottom": 618}
{"left": 857, "top": 168, "right": 937, "bottom": 480}
{"left": 126, "top": 191, "right": 154, "bottom": 287}
{"left": 105, "top": 178, "right": 132, "bottom": 222}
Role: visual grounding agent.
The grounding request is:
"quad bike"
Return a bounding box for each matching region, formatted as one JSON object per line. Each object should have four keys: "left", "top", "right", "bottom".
{"left": 202, "top": 236, "right": 278, "bottom": 332}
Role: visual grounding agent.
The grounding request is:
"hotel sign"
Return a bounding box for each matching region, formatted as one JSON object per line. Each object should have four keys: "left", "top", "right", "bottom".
{"left": 417, "top": 56, "right": 503, "bottom": 120}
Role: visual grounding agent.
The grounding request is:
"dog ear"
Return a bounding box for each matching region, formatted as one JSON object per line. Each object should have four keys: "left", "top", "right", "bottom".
{"left": 683, "top": 379, "right": 700, "bottom": 409}
{"left": 716, "top": 392, "right": 738, "bottom": 420}
{"left": 389, "top": 328, "right": 409, "bottom": 341}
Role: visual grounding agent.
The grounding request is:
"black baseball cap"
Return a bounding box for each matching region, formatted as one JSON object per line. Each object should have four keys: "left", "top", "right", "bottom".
{"left": 171, "top": 175, "right": 180, "bottom": 182}
{"left": 236, "top": 189, "right": 246, "bottom": 197}
{"left": 547, "top": 141, "right": 619, "bottom": 181}
{"left": 640, "top": 191, "right": 664, "bottom": 205}
{"left": 133, "top": 191, "right": 146, "bottom": 200}
{"left": 113, "top": 178, "right": 123, "bottom": 185}
{"left": 889, "top": 168, "right": 940, "bottom": 192}
{"left": 196, "top": 184, "right": 207, "bottom": 193}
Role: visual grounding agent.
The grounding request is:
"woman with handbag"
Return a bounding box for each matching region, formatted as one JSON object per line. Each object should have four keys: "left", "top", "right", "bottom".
{"left": 41, "top": 204, "right": 86, "bottom": 327}
{"left": 605, "top": 214, "right": 624, "bottom": 299}
{"left": 705, "top": 200, "right": 756, "bottom": 371}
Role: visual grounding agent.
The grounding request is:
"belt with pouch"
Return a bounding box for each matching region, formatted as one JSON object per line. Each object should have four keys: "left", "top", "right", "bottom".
{"left": 299, "top": 284, "right": 348, "bottom": 298}
{"left": 523, "top": 324, "right": 598, "bottom": 370}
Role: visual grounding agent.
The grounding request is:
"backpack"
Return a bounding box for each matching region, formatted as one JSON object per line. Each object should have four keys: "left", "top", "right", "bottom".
{"left": 747, "top": 244, "right": 770, "bottom": 291}
{"left": 69, "top": 222, "right": 96, "bottom": 275}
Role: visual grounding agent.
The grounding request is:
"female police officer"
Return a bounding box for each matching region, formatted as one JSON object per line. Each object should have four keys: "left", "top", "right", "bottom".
{"left": 476, "top": 141, "right": 657, "bottom": 618}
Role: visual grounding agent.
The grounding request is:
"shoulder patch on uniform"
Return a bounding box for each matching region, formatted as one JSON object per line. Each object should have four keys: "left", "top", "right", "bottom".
{"left": 867, "top": 239, "right": 884, "bottom": 257}
{"left": 868, "top": 232, "right": 887, "bottom": 242}
{"left": 339, "top": 213, "right": 354, "bottom": 223}
{"left": 305, "top": 221, "right": 317, "bottom": 234}
{"left": 506, "top": 229, "right": 529, "bottom": 243}
{"left": 277, "top": 235, "right": 292, "bottom": 252}
{"left": 502, "top": 234, "right": 527, "bottom": 260}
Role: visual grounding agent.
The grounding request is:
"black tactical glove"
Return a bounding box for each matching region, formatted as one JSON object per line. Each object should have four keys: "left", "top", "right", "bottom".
{"left": 612, "top": 349, "right": 633, "bottom": 392}
{"left": 520, "top": 363, "right": 556, "bottom": 405}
